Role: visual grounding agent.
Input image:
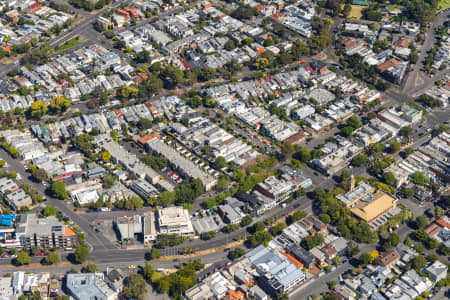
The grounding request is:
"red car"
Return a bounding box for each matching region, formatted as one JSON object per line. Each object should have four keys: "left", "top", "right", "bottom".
{"left": 36, "top": 253, "right": 44, "bottom": 257}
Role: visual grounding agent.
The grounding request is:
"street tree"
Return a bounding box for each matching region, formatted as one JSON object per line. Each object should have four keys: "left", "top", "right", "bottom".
{"left": 50, "top": 181, "right": 67, "bottom": 199}
{"left": 15, "top": 251, "right": 31, "bottom": 266}
{"left": 74, "top": 245, "right": 89, "bottom": 263}
{"left": 45, "top": 251, "right": 60, "bottom": 264}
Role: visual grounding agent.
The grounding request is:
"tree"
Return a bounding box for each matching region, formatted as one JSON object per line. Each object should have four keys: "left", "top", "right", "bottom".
{"left": 383, "top": 172, "right": 396, "bottom": 186}
{"left": 228, "top": 247, "right": 246, "bottom": 260}
{"left": 339, "top": 126, "right": 354, "bottom": 137}
{"left": 359, "top": 253, "right": 372, "bottom": 265}
{"left": 281, "top": 142, "right": 295, "bottom": 159}
{"left": 388, "top": 141, "right": 401, "bottom": 153}
{"left": 83, "top": 263, "right": 98, "bottom": 273}
{"left": 32, "top": 168, "right": 47, "bottom": 182}
{"left": 100, "top": 151, "right": 111, "bottom": 162}
{"left": 412, "top": 255, "right": 426, "bottom": 271}
{"left": 252, "top": 221, "right": 265, "bottom": 233}
{"left": 403, "top": 187, "right": 414, "bottom": 197}
{"left": 327, "top": 280, "right": 337, "bottom": 290}
{"left": 45, "top": 251, "right": 60, "bottom": 264}
{"left": 415, "top": 216, "right": 428, "bottom": 229}
{"left": 74, "top": 245, "right": 88, "bottom": 263}
{"left": 294, "top": 148, "right": 311, "bottom": 163}
{"left": 29, "top": 100, "right": 48, "bottom": 119}
{"left": 224, "top": 39, "right": 236, "bottom": 51}
{"left": 346, "top": 116, "right": 362, "bottom": 130}
{"left": 214, "top": 156, "right": 226, "bottom": 169}
{"left": 50, "top": 96, "right": 71, "bottom": 114}
{"left": 15, "top": 251, "right": 31, "bottom": 266}
{"left": 150, "top": 248, "right": 161, "bottom": 260}
{"left": 351, "top": 154, "right": 368, "bottom": 167}
{"left": 426, "top": 238, "right": 439, "bottom": 249}
{"left": 240, "top": 215, "right": 253, "bottom": 227}
{"left": 143, "top": 262, "right": 154, "bottom": 280}
{"left": 51, "top": 181, "right": 67, "bottom": 199}
{"left": 399, "top": 126, "right": 412, "bottom": 137}
{"left": 42, "top": 206, "right": 57, "bottom": 217}
{"left": 318, "top": 213, "right": 331, "bottom": 224}
{"left": 269, "top": 222, "right": 287, "bottom": 236}
{"left": 249, "top": 231, "right": 272, "bottom": 247}
{"left": 435, "top": 206, "right": 445, "bottom": 218}
{"left": 412, "top": 171, "right": 428, "bottom": 186}
{"left": 287, "top": 210, "right": 307, "bottom": 225}
{"left": 200, "top": 231, "right": 216, "bottom": 240}
{"left": 124, "top": 274, "right": 147, "bottom": 299}
{"left": 343, "top": 3, "right": 352, "bottom": 18}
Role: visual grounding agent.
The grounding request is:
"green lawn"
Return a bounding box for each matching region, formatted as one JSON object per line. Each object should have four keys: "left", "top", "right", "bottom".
{"left": 438, "top": 0, "right": 450, "bottom": 11}
{"left": 54, "top": 35, "right": 86, "bottom": 52}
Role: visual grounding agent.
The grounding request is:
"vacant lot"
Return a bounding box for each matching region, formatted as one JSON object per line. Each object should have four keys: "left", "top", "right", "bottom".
{"left": 349, "top": 5, "right": 365, "bottom": 19}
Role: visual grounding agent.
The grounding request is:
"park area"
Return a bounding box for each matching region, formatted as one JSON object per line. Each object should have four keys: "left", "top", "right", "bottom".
{"left": 55, "top": 35, "right": 86, "bottom": 53}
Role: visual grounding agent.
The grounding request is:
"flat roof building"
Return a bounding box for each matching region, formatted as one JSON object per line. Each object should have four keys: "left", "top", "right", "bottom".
{"left": 157, "top": 206, "right": 194, "bottom": 237}
{"left": 66, "top": 273, "right": 117, "bottom": 300}
{"left": 15, "top": 214, "right": 78, "bottom": 249}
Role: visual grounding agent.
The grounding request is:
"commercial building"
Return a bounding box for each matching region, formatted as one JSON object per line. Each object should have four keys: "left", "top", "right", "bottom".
{"left": 65, "top": 273, "right": 117, "bottom": 300}
{"left": 157, "top": 206, "right": 194, "bottom": 237}
{"left": 245, "top": 245, "right": 306, "bottom": 295}
{"left": 15, "top": 214, "right": 78, "bottom": 249}
{"left": 114, "top": 214, "right": 157, "bottom": 244}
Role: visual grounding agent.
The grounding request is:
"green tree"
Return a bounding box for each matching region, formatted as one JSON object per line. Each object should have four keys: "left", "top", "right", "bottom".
{"left": 294, "top": 148, "right": 311, "bottom": 162}
{"left": 240, "top": 215, "right": 253, "bottom": 227}
{"left": 412, "top": 171, "right": 428, "bottom": 186}
{"left": 403, "top": 187, "right": 414, "bottom": 197}
{"left": 124, "top": 274, "right": 147, "bottom": 299}
{"left": 415, "top": 216, "right": 428, "bottom": 229}
{"left": 74, "top": 245, "right": 89, "bottom": 263}
{"left": 214, "top": 156, "right": 227, "bottom": 169}
{"left": 351, "top": 154, "right": 368, "bottom": 167}
{"left": 359, "top": 253, "right": 372, "bottom": 265}
{"left": 388, "top": 141, "right": 401, "bottom": 153}
{"left": 383, "top": 172, "right": 396, "bottom": 186}
{"left": 15, "top": 251, "right": 31, "bottom": 266}
{"left": 42, "top": 206, "right": 57, "bottom": 217}
{"left": 412, "top": 255, "right": 426, "bottom": 270}
{"left": 249, "top": 231, "right": 272, "bottom": 247}
{"left": 82, "top": 263, "right": 98, "bottom": 273}
{"left": 228, "top": 247, "right": 246, "bottom": 259}
{"left": 51, "top": 181, "right": 67, "bottom": 199}
{"left": 399, "top": 126, "right": 412, "bottom": 137}
{"left": 143, "top": 262, "right": 154, "bottom": 279}
{"left": 252, "top": 221, "right": 265, "bottom": 233}
{"left": 150, "top": 248, "right": 161, "bottom": 260}
{"left": 327, "top": 280, "right": 337, "bottom": 290}
{"left": 45, "top": 251, "right": 60, "bottom": 264}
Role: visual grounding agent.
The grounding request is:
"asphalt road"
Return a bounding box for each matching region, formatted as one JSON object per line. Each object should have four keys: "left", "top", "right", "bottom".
{"left": 402, "top": 11, "right": 450, "bottom": 95}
